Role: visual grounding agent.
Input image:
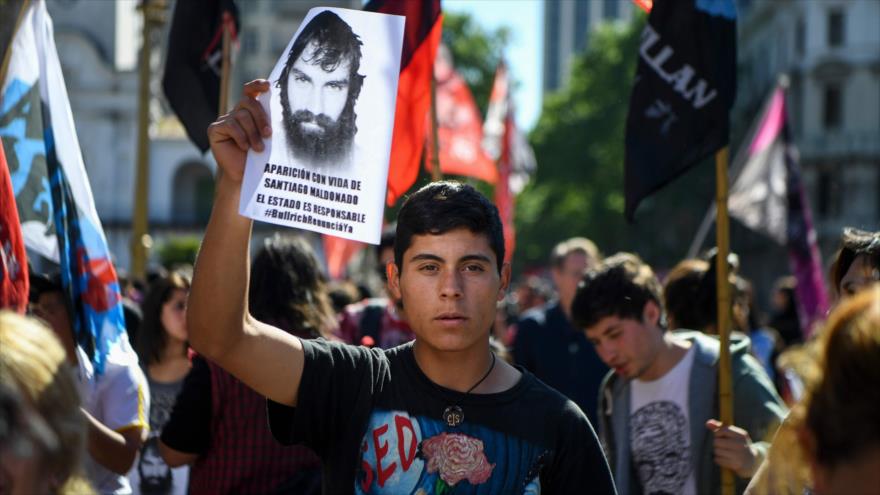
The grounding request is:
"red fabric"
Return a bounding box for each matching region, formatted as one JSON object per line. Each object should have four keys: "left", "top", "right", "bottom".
{"left": 323, "top": 234, "right": 364, "bottom": 280}
{"left": 485, "top": 63, "right": 515, "bottom": 263}
{"left": 425, "top": 45, "right": 497, "bottom": 184}
{"left": 632, "top": 0, "right": 653, "bottom": 13}
{"left": 188, "top": 360, "right": 320, "bottom": 494}
{"left": 0, "top": 143, "right": 29, "bottom": 313}
{"left": 495, "top": 114, "right": 515, "bottom": 264}
{"left": 364, "top": 0, "right": 443, "bottom": 206}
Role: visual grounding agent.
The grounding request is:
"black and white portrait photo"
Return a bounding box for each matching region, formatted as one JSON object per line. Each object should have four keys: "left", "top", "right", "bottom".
{"left": 276, "top": 10, "right": 365, "bottom": 168}
{"left": 240, "top": 7, "right": 404, "bottom": 244}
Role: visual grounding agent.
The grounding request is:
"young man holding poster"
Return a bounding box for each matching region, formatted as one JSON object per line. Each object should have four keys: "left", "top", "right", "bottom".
{"left": 189, "top": 80, "right": 615, "bottom": 493}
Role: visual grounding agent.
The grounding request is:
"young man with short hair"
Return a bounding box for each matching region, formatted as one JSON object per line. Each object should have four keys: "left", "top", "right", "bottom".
{"left": 187, "top": 80, "right": 615, "bottom": 493}
{"left": 571, "top": 253, "right": 786, "bottom": 495}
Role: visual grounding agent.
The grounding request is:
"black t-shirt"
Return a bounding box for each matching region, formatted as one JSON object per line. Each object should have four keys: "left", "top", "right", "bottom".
{"left": 268, "top": 339, "right": 616, "bottom": 494}
{"left": 160, "top": 356, "right": 211, "bottom": 454}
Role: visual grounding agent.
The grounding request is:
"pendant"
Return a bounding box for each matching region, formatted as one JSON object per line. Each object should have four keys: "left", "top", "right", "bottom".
{"left": 442, "top": 405, "right": 464, "bottom": 427}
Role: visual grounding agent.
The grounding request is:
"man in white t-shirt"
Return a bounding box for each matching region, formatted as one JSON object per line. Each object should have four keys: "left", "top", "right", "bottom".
{"left": 31, "top": 274, "right": 149, "bottom": 494}
{"left": 570, "top": 253, "right": 786, "bottom": 494}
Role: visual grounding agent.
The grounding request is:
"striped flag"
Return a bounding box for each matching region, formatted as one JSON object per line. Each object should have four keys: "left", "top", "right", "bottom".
{"left": 0, "top": 0, "right": 129, "bottom": 373}
{"left": 728, "top": 82, "right": 829, "bottom": 337}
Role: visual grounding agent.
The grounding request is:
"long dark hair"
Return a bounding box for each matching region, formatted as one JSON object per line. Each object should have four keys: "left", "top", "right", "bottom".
{"left": 249, "top": 235, "right": 336, "bottom": 339}
{"left": 136, "top": 272, "right": 190, "bottom": 366}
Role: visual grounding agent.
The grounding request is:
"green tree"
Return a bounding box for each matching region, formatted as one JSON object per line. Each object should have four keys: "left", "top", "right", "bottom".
{"left": 516, "top": 16, "right": 717, "bottom": 273}
{"left": 157, "top": 236, "right": 201, "bottom": 269}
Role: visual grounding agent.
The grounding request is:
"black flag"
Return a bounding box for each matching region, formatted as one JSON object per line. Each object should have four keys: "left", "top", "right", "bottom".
{"left": 162, "top": 0, "right": 239, "bottom": 153}
{"left": 624, "top": 0, "right": 737, "bottom": 221}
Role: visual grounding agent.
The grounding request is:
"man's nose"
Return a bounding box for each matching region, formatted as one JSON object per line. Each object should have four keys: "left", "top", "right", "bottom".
{"left": 595, "top": 342, "right": 616, "bottom": 364}
{"left": 439, "top": 270, "right": 463, "bottom": 299}
{"left": 306, "top": 87, "right": 326, "bottom": 116}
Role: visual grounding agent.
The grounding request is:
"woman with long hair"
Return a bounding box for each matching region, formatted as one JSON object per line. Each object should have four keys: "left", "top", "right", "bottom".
{"left": 130, "top": 272, "right": 191, "bottom": 494}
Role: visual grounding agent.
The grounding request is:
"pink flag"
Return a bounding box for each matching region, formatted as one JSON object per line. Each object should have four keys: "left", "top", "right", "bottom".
{"left": 728, "top": 82, "right": 829, "bottom": 337}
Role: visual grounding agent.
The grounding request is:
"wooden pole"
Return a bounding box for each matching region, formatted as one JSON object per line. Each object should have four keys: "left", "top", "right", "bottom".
{"left": 0, "top": 0, "right": 31, "bottom": 91}
{"left": 130, "top": 0, "right": 165, "bottom": 280}
{"left": 715, "top": 146, "right": 735, "bottom": 495}
{"left": 429, "top": 70, "right": 441, "bottom": 181}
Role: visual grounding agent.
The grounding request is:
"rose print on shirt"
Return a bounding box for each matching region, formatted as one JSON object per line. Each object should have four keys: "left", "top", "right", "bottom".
{"left": 420, "top": 432, "right": 494, "bottom": 490}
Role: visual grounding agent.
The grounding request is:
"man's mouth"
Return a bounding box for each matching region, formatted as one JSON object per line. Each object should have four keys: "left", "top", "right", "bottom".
{"left": 435, "top": 312, "right": 468, "bottom": 325}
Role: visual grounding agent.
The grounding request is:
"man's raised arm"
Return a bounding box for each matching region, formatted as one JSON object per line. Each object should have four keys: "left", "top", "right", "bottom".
{"left": 187, "top": 80, "right": 304, "bottom": 407}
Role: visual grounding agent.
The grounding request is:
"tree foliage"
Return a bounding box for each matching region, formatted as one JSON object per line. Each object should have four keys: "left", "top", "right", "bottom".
{"left": 442, "top": 12, "right": 510, "bottom": 118}
{"left": 516, "top": 16, "right": 717, "bottom": 273}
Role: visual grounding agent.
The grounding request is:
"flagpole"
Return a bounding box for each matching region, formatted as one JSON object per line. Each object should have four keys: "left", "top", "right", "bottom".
{"left": 218, "top": 11, "right": 232, "bottom": 116}
{"left": 0, "top": 0, "right": 31, "bottom": 89}
{"left": 131, "top": 0, "right": 166, "bottom": 281}
{"left": 429, "top": 70, "right": 442, "bottom": 181}
{"left": 714, "top": 146, "right": 734, "bottom": 495}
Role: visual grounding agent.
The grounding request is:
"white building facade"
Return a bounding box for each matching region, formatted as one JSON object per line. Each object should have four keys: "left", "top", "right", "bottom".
{"left": 737, "top": 0, "right": 880, "bottom": 258}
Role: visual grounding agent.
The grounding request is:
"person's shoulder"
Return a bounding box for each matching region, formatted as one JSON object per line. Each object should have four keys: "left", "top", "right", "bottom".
{"left": 302, "top": 336, "right": 390, "bottom": 364}
{"left": 379, "top": 339, "right": 414, "bottom": 363}
{"left": 519, "top": 369, "right": 581, "bottom": 411}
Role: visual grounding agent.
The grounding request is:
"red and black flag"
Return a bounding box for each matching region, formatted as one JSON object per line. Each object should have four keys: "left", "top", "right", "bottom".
{"left": 364, "top": 0, "right": 442, "bottom": 206}
{"left": 162, "top": 0, "right": 239, "bottom": 153}
{"left": 624, "top": 0, "right": 737, "bottom": 221}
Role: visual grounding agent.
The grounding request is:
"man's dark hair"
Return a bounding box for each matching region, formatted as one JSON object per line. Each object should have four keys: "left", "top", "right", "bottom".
{"left": 570, "top": 253, "right": 664, "bottom": 330}
{"left": 136, "top": 272, "right": 191, "bottom": 366}
{"left": 248, "top": 235, "right": 335, "bottom": 339}
{"left": 829, "top": 227, "right": 880, "bottom": 298}
{"left": 663, "top": 258, "right": 716, "bottom": 331}
{"left": 394, "top": 181, "right": 505, "bottom": 273}
{"left": 277, "top": 10, "right": 365, "bottom": 163}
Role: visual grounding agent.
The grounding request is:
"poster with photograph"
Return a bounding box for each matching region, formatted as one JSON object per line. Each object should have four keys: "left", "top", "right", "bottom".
{"left": 239, "top": 7, "right": 404, "bottom": 244}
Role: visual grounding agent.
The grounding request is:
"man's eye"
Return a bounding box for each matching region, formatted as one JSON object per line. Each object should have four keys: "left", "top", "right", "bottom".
{"left": 463, "top": 264, "right": 485, "bottom": 272}
{"left": 294, "top": 75, "right": 309, "bottom": 83}
{"left": 327, "top": 82, "right": 347, "bottom": 90}
{"left": 419, "top": 264, "right": 439, "bottom": 272}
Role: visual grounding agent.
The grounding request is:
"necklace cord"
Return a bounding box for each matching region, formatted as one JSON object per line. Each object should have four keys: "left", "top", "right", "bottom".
{"left": 465, "top": 352, "right": 496, "bottom": 395}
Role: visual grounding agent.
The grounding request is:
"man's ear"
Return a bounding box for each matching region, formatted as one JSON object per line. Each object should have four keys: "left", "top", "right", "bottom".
{"left": 642, "top": 299, "right": 661, "bottom": 328}
{"left": 498, "top": 263, "right": 512, "bottom": 302}
{"left": 386, "top": 262, "right": 402, "bottom": 300}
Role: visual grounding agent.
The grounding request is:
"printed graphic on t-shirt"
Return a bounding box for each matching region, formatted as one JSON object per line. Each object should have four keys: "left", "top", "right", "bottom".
{"left": 630, "top": 401, "right": 690, "bottom": 495}
{"left": 357, "top": 409, "right": 546, "bottom": 494}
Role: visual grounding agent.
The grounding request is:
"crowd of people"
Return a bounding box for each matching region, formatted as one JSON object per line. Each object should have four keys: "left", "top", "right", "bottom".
{"left": 2, "top": 82, "right": 879, "bottom": 494}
